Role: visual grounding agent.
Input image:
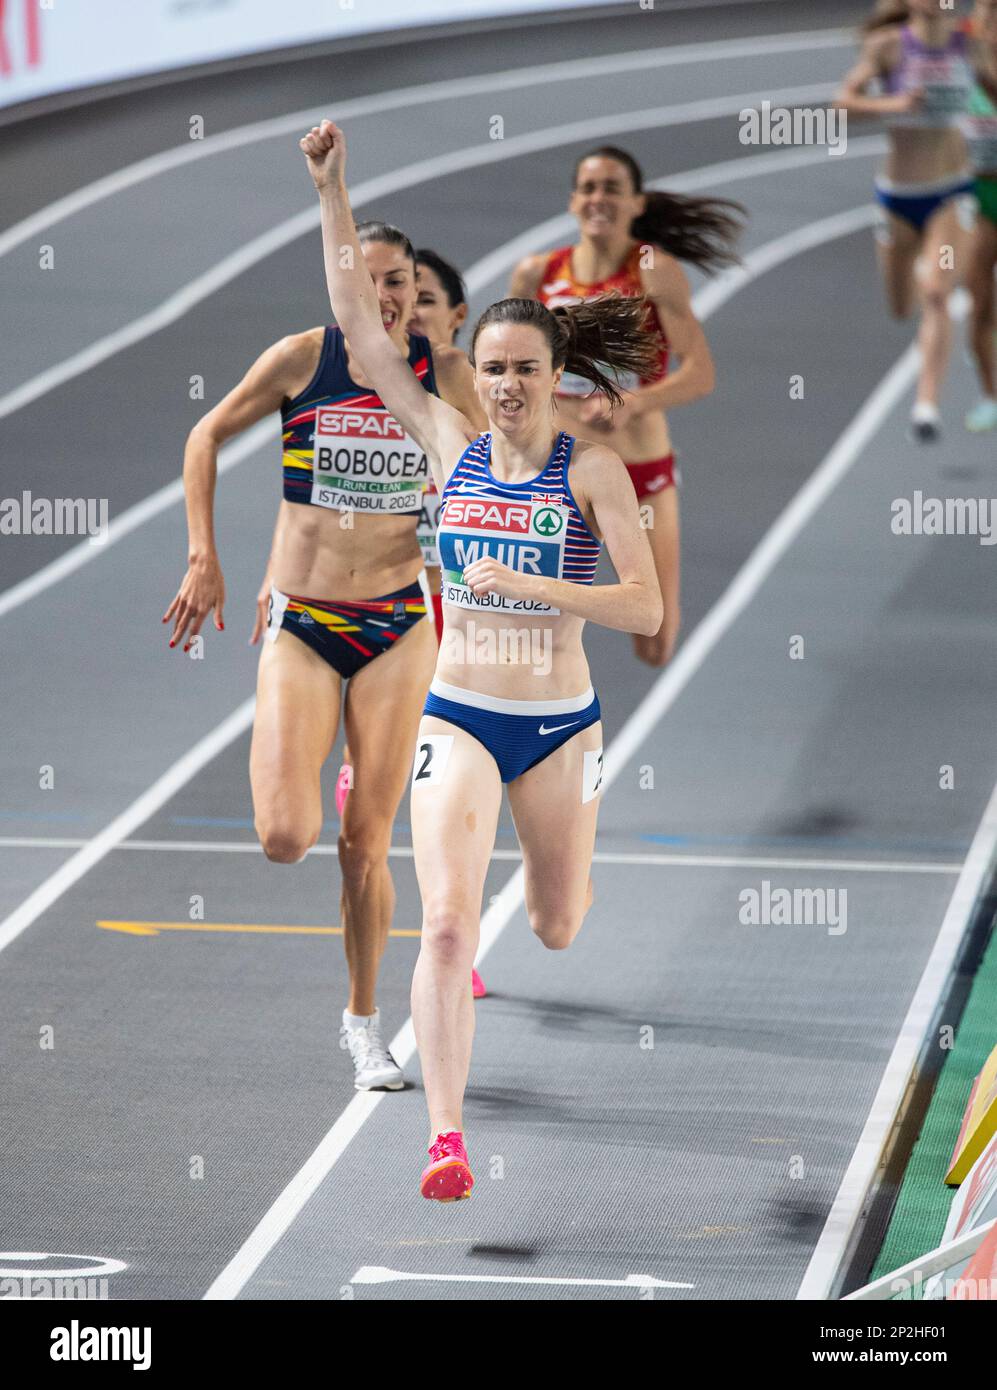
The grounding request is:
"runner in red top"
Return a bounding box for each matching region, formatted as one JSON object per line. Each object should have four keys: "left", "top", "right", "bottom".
{"left": 512, "top": 145, "right": 744, "bottom": 667}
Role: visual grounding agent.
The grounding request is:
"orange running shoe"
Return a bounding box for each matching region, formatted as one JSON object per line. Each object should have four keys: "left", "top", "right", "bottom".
{"left": 421, "top": 1131, "right": 474, "bottom": 1202}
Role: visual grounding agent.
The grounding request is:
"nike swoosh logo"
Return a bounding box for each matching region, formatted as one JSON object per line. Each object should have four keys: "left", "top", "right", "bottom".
{"left": 538, "top": 720, "right": 580, "bottom": 736}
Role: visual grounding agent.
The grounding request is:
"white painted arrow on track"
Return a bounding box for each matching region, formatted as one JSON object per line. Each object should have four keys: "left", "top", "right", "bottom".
{"left": 351, "top": 1266, "right": 693, "bottom": 1290}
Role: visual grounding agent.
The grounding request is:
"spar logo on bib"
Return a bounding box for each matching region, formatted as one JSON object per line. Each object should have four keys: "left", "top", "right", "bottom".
{"left": 311, "top": 405, "right": 427, "bottom": 513}
{"left": 316, "top": 406, "right": 409, "bottom": 440}
{"left": 532, "top": 505, "right": 565, "bottom": 537}
{"left": 438, "top": 494, "right": 569, "bottom": 614}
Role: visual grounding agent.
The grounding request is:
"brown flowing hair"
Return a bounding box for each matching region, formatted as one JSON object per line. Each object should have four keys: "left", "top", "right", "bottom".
{"left": 863, "top": 2, "right": 913, "bottom": 33}
{"left": 862, "top": 2, "right": 969, "bottom": 38}
{"left": 574, "top": 145, "right": 745, "bottom": 275}
{"left": 469, "top": 296, "right": 661, "bottom": 408}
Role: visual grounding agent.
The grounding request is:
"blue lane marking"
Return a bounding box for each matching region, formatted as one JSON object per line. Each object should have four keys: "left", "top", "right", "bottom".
{"left": 0, "top": 809, "right": 965, "bottom": 856}
{"left": 166, "top": 816, "right": 524, "bottom": 841}
{"left": 170, "top": 815, "right": 405, "bottom": 831}
{"left": 171, "top": 816, "right": 256, "bottom": 828}
{"left": 640, "top": 831, "right": 971, "bottom": 855}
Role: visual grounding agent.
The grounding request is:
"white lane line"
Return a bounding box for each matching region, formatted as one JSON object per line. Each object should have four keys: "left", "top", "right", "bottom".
{"left": 0, "top": 838, "right": 962, "bottom": 874}
{"left": 350, "top": 1266, "right": 693, "bottom": 1290}
{"left": 796, "top": 776, "right": 997, "bottom": 1302}
{"left": 0, "top": 699, "right": 255, "bottom": 957}
{"left": 0, "top": 418, "right": 277, "bottom": 621}
{"left": 597, "top": 853, "right": 959, "bottom": 874}
{"left": 694, "top": 205, "right": 879, "bottom": 318}
{"left": 0, "top": 29, "right": 851, "bottom": 259}
{"left": 463, "top": 136, "right": 886, "bottom": 297}
{"left": 200, "top": 207, "right": 900, "bottom": 1302}
{"left": 0, "top": 99, "right": 867, "bottom": 624}
{"left": 601, "top": 340, "right": 923, "bottom": 788}
{"left": 0, "top": 81, "right": 839, "bottom": 431}
{"left": 0, "top": 206, "right": 318, "bottom": 423}
{"left": 595, "top": 853, "right": 959, "bottom": 874}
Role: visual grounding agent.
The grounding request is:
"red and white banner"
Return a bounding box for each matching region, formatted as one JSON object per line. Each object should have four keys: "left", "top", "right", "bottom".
{"left": 1, "top": 0, "right": 629, "bottom": 111}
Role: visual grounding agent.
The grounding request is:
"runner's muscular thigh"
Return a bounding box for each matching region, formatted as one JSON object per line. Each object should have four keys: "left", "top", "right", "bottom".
{"left": 343, "top": 616, "right": 437, "bottom": 814}
{"left": 967, "top": 219, "right": 997, "bottom": 305}
{"left": 921, "top": 202, "right": 974, "bottom": 290}
{"left": 410, "top": 721, "right": 503, "bottom": 919}
{"left": 250, "top": 630, "right": 341, "bottom": 832}
{"left": 507, "top": 719, "right": 603, "bottom": 915}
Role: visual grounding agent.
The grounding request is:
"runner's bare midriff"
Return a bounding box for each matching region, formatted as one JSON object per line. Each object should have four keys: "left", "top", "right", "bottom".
{"left": 552, "top": 398, "right": 671, "bottom": 464}
{"left": 885, "top": 127, "right": 970, "bottom": 184}
{"left": 271, "top": 500, "right": 424, "bottom": 599}
{"left": 435, "top": 602, "right": 592, "bottom": 701}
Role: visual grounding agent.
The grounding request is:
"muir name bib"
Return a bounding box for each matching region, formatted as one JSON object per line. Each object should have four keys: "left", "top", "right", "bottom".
{"left": 437, "top": 493, "right": 569, "bottom": 615}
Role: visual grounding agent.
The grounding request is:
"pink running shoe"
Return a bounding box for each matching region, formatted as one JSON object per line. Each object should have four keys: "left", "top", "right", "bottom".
{"left": 471, "top": 968, "right": 487, "bottom": 999}
{"left": 421, "top": 1131, "right": 474, "bottom": 1202}
{"left": 335, "top": 763, "right": 352, "bottom": 816}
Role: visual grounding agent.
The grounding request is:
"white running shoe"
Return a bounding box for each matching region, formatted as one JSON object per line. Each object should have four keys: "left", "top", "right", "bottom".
{"left": 965, "top": 398, "right": 997, "bottom": 433}
{"left": 909, "top": 401, "right": 941, "bottom": 444}
{"left": 340, "top": 1009, "right": 405, "bottom": 1090}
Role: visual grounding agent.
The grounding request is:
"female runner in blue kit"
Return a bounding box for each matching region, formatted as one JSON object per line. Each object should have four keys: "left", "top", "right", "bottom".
{"left": 835, "top": 0, "right": 978, "bottom": 441}
{"left": 300, "top": 118, "right": 663, "bottom": 1201}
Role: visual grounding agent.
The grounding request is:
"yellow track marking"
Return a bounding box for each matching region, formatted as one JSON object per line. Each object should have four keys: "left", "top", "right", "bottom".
{"left": 96, "top": 921, "right": 422, "bottom": 938}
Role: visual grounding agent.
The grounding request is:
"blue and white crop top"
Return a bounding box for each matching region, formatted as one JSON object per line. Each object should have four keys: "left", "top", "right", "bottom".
{"left": 436, "top": 431, "right": 601, "bottom": 617}
{"left": 882, "top": 24, "right": 973, "bottom": 129}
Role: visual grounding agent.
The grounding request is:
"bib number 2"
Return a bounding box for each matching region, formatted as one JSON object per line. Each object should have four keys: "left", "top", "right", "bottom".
{"left": 582, "top": 747, "right": 604, "bottom": 805}
{"left": 413, "top": 734, "right": 455, "bottom": 787}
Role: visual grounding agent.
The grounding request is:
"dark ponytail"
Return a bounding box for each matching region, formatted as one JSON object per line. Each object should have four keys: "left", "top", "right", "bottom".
{"left": 862, "top": 2, "right": 910, "bottom": 34}
{"left": 573, "top": 145, "right": 745, "bottom": 275}
{"left": 469, "top": 295, "right": 661, "bottom": 408}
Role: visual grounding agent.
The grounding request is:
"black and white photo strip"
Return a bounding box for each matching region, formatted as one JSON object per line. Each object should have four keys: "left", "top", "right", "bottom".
{"left": 1, "top": 0, "right": 995, "bottom": 1363}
